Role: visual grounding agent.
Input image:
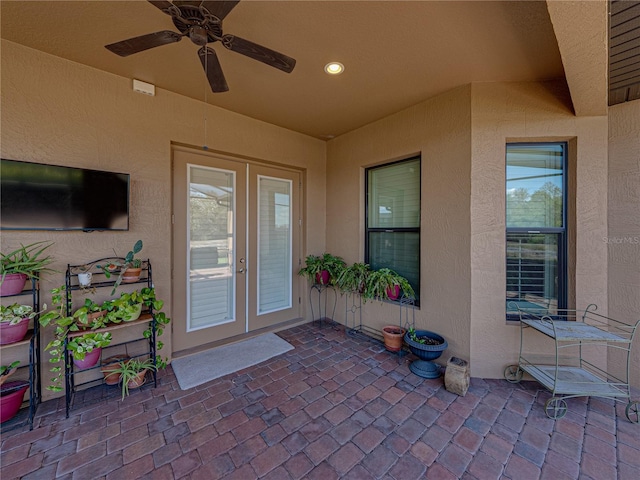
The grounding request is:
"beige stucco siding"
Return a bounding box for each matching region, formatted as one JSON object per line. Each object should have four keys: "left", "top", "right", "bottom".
{"left": 470, "top": 80, "right": 609, "bottom": 379}
{"left": 326, "top": 85, "right": 473, "bottom": 364}
{"left": 608, "top": 100, "right": 640, "bottom": 386}
{"left": 1, "top": 40, "right": 326, "bottom": 401}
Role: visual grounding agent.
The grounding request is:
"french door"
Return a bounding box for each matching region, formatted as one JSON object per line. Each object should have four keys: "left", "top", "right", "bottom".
{"left": 172, "top": 148, "right": 301, "bottom": 353}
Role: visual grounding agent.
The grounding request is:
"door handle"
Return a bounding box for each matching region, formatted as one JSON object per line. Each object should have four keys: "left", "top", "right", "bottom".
{"left": 237, "top": 268, "right": 246, "bottom": 274}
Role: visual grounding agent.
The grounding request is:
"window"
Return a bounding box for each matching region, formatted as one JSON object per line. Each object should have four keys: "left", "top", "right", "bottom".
{"left": 506, "top": 143, "right": 567, "bottom": 320}
{"left": 365, "top": 157, "right": 421, "bottom": 302}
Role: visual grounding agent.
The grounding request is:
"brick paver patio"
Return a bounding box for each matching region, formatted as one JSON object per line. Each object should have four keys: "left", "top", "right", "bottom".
{"left": 1, "top": 322, "right": 639, "bottom": 479}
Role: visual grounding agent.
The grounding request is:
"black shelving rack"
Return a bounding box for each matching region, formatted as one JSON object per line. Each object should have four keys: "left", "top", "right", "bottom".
{"left": 0, "top": 278, "right": 41, "bottom": 431}
{"left": 63, "top": 258, "right": 157, "bottom": 417}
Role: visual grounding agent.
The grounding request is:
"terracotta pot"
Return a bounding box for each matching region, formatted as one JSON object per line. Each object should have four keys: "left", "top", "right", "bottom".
{"left": 0, "top": 273, "right": 28, "bottom": 297}
{"left": 386, "top": 285, "right": 401, "bottom": 301}
{"left": 127, "top": 369, "right": 148, "bottom": 390}
{"left": 0, "top": 317, "right": 30, "bottom": 345}
{"left": 0, "top": 381, "right": 29, "bottom": 423}
{"left": 122, "top": 267, "right": 142, "bottom": 283}
{"left": 100, "top": 354, "right": 130, "bottom": 385}
{"left": 315, "top": 270, "right": 330, "bottom": 285}
{"left": 382, "top": 325, "right": 406, "bottom": 352}
{"left": 73, "top": 347, "right": 102, "bottom": 370}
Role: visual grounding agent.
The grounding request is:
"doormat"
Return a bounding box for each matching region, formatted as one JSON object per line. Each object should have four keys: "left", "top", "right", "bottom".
{"left": 171, "top": 333, "right": 294, "bottom": 390}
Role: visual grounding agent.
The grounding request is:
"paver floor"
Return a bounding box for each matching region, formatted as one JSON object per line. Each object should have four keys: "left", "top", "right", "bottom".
{"left": 1, "top": 321, "right": 639, "bottom": 479}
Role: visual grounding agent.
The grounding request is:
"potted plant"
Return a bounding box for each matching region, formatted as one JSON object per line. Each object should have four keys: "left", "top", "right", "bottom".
{"left": 404, "top": 327, "right": 448, "bottom": 379}
{"left": 103, "top": 290, "right": 145, "bottom": 324}
{"left": 39, "top": 286, "right": 111, "bottom": 390}
{"left": 336, "top": 262, "right": 371, "bottom": 296}
{"left": 98, "top": 240, "right": 144, "bottom": 294}
{"left": 112, "top": 357, "right": 157, "bottom": 399}
{"left": 68, "top": 332, "right": 112, "bottom": 369}
{"left": 381, "top": 325, "right": 406, "bottom": 352}
{"left": 363, "top": 268, "right": 415, "bottom": 302}
{"left": 0, "top": 303, "right": 42, "bottom": 345}
{"left": 0, "top": 378, "right": 30, "bottom": 423}
{"left": 1, "top": 242, "right": 54, "bottom": 296}
{"left": 100, "top": 354, "right": 130, "bottom": 385}
{"left": 74, "top": 298, "right": 108, "bottom": 330}
{"left": 298, "top": 253, "right": 346, "bottom": 286}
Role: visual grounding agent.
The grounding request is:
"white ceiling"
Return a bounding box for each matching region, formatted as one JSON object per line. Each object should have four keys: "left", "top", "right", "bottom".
{"left": 1, "top": 0, "right": 565, "bottom": 139}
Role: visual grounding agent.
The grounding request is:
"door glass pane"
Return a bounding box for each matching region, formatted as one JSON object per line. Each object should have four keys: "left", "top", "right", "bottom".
{"left": 506, "top": 233, "right": 559, "bottom": 318}
{"left": 506, "top": 144, "right": 564, "bottom": 228}
{"left": 188, "top": 166, "right": 234, "bottom": 330}
{"left": 258, "top": 176, "right": 292, "bottom": 314}
{"left": 367, "top": 158, "right": 420, "bottom": 228}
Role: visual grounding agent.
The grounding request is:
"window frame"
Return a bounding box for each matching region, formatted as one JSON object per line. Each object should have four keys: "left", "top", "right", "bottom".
{"left": 505, "top": 142, "right": 568, "bottom": 321}
{"left": 365, "top": 156, "right": 421, "bottom": 305}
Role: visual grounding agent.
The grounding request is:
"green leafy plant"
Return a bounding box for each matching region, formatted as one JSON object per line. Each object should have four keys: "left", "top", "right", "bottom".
{"left": 97, "top": 240, "right": 144, "bottom": 294}
{"left": 0, "top": 360, "right": 20, "bottom": 386}
{"left": 336, "top": 262, "right": 371, "bottom": 296}
{"left": 407, "top": 327, "right": 442, "bottom": 345}
{"left": 0, "top": 303, "right": 43, "bottom": 325}
{"left": 112, "top": 357, "right": 157, "bottom": 399}
{"left": 298, "top": 253, "right": 346, "bottom": 285}
{"left": 1, "top": 241, "right": 55, "bottom": 282}
{"left": 138, "top": 287, "right": 171, "bottom": 369}
{"left": 103, "top": 290, "right": 146, "bottom": 324}
{"left": 66, "top": 331, "right": 112, "bottom": 360}
{"left": 39, "top": 286, "right": 106, "bottom": 391}
{"left": 363, "top": 268, "right": 415, "bottom": 301}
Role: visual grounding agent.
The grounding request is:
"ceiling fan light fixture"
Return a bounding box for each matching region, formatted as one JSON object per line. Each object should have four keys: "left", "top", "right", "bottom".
{"left": 324, "top": 62, "right": 345, "bottom": 75}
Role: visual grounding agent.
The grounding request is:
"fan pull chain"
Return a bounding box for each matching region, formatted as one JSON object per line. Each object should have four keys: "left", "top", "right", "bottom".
{"left": 203, "top": 48, "right": 208, "bottom": 151}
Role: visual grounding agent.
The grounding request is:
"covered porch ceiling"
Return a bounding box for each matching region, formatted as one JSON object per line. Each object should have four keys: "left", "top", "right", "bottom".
{"left": 1, "top": 1, "right": 608, "bottom": 139}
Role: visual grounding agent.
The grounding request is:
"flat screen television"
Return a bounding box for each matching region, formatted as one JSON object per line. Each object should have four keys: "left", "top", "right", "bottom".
{"left": 1, "top": 159, "right": 129, "bottom": 231}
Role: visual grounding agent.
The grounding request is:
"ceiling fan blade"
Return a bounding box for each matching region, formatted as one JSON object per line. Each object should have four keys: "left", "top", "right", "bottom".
{"left": 221, "top": 35, "right": 296, "bottom": 73}
{"left": 147, "top": 1, "right": 174, "bottom": 14}
{"left": 201, "top": 1, "right": 240, "bottom": 20}
{"left": 198, "top": 47, "right": 229, "bottom": 92}
{"left": 105, "top": 31, "right": 183, "bottom": 57}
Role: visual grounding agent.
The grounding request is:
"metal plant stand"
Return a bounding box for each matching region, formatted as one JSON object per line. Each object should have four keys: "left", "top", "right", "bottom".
{"left": 309, "top": 283, "right": 337, "bottom": 327}
{"left": 344, "top": 292, "right": 362, "bottom": 336}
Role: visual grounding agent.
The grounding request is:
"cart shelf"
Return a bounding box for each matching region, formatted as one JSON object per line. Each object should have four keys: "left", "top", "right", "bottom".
{"left": 505, "top": 304, "right": 639, "bottom": 422}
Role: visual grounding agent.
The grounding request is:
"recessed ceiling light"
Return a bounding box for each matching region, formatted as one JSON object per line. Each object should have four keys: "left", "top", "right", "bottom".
{"left": 324, "top": 62, "right": 345, "bottom": 75}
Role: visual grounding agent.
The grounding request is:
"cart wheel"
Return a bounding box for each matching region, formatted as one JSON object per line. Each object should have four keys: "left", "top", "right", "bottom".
{"left": 504, "top": 365, "right": 523, "bottom": 383}
{"left": 545, "top": 398, "right": 568, "bottom": 419}
{"left": 625, "top": 401, "right": 640, "bottom": 424}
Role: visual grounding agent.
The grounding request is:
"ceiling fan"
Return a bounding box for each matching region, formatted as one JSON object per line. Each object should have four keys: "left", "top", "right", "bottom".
{"left": 105, "top": 0, "right": 296, "bottom": 92}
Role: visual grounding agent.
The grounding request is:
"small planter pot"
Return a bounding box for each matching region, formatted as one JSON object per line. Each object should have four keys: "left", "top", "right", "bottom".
{"left": 404, "top": 330, "right": 448, "bottom": 379}
{"left": 0, "top": 273, "right": 28, "bottom": 297}
{"left": 124, "top": 303, "right": 143, "bottom": 322}
{"left": 0, "top": 317, "right": 30, "bottom": 345}
{"left": 122, "top": 268, "right": 142, "bottom": 283}
{"left": 386, "top": 285, "right": 401, "bottom": 301}
{"left": 0, "top": 380, "right": 29, "bottom": 423}
{"left": 101, "top": 354, "right": 130, "bottom": 385}
{"left": 126, "top": 369, "right": 148, "bottom": 390}
{"left": 382, "top": 326, "right": 406, "bottom": 352}
{"left": 315, "top": 270, "right": 330, "bottom": 285}
{"left": 73, "top": 347, "right": 102, "bottom": 370}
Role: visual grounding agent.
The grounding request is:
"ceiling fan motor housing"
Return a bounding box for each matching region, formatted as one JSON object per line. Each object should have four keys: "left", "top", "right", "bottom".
{"left": 172, "top": 5, "right": 222, "bottom": 45}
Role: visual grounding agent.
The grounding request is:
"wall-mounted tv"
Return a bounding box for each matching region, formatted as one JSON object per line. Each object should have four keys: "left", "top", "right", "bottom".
{"left": 1, "top": 159, "right": 129, "bottom": 231}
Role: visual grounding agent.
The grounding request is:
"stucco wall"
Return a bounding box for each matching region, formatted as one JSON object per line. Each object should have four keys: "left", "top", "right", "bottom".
{"left": 1, "top": 40, "right": 326, "bottom": 400}
{"left": 470, "top": 81, "right": 609, "bottom": 379}
{"left": 608, "top": 100, "right": 640, "bottom": 388}
{"left": 326, "top": 86, "right": 473, "bottom": 364}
